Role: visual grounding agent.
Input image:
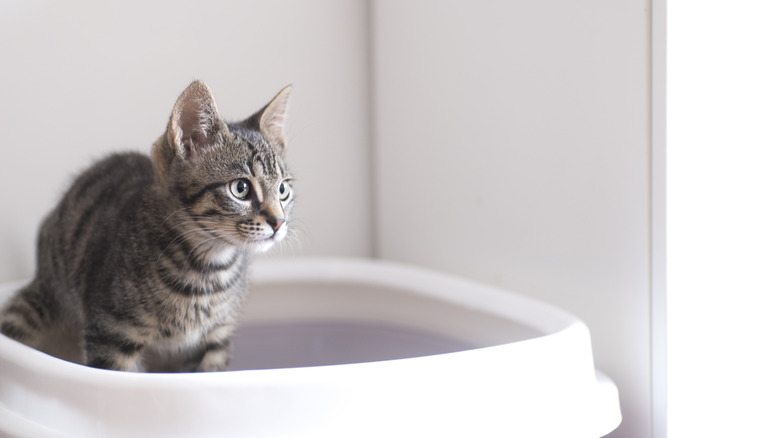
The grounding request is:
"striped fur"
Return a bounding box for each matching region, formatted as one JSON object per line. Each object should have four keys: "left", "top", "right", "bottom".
{"left": 0, "top": 81, "right": 294, "bottom": 372}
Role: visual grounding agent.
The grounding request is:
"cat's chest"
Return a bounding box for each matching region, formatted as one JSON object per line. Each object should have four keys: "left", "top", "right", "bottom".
{"left": 155, "top": 267, "right": 245, "bottom": 337}
{"left": 155, "top": 291, "right": 242, "bottom": 347}
{"left": 150, "top": 246, "right": 246, "bottom": 346}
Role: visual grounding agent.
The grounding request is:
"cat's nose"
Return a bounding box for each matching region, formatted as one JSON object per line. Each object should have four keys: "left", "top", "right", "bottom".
{"left": 267, "top": 217, "right": 285, "bottom": 232}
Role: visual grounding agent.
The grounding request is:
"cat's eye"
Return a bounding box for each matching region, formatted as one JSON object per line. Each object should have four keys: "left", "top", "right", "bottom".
{"left": 229, "top": 179, "right": 251, "bottom": 199}
{"left": 279, "top": 180, "right": 292, "bottom": 202}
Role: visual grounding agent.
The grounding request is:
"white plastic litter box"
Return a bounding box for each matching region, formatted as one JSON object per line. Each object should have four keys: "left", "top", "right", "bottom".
{"left": 0, "top": 257, "right": 621, "bottom": 437}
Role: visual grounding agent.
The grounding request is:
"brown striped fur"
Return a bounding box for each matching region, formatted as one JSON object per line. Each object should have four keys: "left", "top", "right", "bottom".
{"left": 0, "top": 81, "right": 295, "bottom": 372}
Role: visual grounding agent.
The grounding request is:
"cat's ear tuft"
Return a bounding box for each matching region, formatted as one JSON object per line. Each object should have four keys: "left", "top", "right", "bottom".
{"left": 243, "top": 85, "right": 292, "bottom": 154}
{"left": 168, "top": 80, "right": 226, "bottom": 160}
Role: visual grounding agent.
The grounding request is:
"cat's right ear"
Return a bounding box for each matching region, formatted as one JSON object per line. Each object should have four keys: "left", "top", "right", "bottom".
{"left": 242, "top": 85, "right": 292, "bottom": 155}
{"left": 168, "top": 80, "right": 226, "bottom": 160}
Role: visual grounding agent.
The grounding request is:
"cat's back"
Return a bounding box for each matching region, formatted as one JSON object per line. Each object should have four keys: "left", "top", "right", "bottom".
{"left": 37, "top": 152, "right": 157, "bottom": 281}
{"left": 57, "top": 152, "right": 154, "bottom": 221}
{"left": 66, "top": 152, "right": 154, "bottom": 202}
{"left": 51, "top": 152, "right": 154, "bottom": 233}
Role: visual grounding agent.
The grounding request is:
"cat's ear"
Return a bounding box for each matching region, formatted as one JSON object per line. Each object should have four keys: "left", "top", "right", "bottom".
{"left": 243, "top": 85, "right": 292, "bottom": 154}
{"left": 168, "top": 80, "right": 226, "bottom": 160}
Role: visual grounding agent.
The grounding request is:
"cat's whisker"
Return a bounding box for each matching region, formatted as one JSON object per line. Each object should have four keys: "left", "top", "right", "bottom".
{"left": 157, "top": 220, "right": 212, "bottom": 247}
{"left": 156, "top": 225, "right": 220, "bottom": 263}
{"left": 278, "top": 227, "right": 302, "bottom": 254}
{"left": 160, "top": 207, "right": 193, "bottom": 227}
{"left": 183, "top": 236, "right": 222, "bottom": 264}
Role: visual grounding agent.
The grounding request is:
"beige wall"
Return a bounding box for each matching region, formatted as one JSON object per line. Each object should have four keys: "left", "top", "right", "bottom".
{"left": 371, "top": 2, "right": 653, "bottom": 437}
{"left": 0, "top": 0, "right": 373, "bottom": 282}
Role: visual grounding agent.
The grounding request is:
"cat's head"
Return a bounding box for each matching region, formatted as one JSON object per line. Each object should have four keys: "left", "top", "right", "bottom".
{"left": 152, "top": 80, "right": 294, "bottom": 253}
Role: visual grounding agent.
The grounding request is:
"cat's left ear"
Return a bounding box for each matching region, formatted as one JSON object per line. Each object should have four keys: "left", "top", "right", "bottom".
{"left": 243, "top": 85, "right": 292, "bottom": 155}
{"left": 169, "top": 80, "right": 227, "bottom": 160}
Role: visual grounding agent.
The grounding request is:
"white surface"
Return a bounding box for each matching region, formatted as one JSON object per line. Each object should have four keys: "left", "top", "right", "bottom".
{"left": 650, "top": 1, "right": 666, "bottom": 437}
{"left": 371, "top": 2, "right": 652, "bottom": 437}
{"left": 667, "top": 2, "right": 780, "bottom": 437}
{"left": 0, "top": 258, "right": 620, "bottom": 438}
{"left": 0, "top": 0, "right": 373, "bottom": 283}
{"left": 0, "top": 2, "right": 655, "bottom": 436}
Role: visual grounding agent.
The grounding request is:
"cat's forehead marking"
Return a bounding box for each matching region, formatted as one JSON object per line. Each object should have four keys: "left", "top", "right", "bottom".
{"left": 232, "top": 162, "right": 254, "bottom": 177}
{"left": 257, "top": 144, "right": 276, "bottom": 177}
{"left": 246, "top": 144, "right": 279, "bottom": 179}
{"left": 231, "top": 131, "right": 278, "bottom": 179}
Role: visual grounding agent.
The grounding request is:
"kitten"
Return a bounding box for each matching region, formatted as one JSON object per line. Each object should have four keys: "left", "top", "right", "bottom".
{"left": 0, "top": 81, "right": 294, "bottom": 372}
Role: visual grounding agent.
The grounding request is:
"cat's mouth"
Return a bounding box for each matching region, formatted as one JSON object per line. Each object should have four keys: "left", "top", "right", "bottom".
{"left": 241, "top": 223, "right": 288, "bottom": 253}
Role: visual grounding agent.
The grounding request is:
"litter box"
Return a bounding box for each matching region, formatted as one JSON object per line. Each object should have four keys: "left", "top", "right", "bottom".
{"left": 0, "top": 257, "right": 621, "bottom": 437}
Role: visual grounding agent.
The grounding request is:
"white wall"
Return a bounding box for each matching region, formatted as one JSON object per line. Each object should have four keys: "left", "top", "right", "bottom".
{"left": 668, "top": 1, "right": 780, "bottom": 436}
{"left": 0, "top": 0, "right": 373, "bottom": 283}
{"left": 372, "top": 2, "right": 653, "bottom": 437}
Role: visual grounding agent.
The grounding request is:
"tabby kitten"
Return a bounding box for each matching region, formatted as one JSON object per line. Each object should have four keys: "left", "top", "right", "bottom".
{"left": 0, "top": 81, "right": 294, "bottom": 372}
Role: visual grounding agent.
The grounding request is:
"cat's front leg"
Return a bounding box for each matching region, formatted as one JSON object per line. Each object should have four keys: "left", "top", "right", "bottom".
{"left": 84, "top": 322, "right": 146, "bottom": 372}
{"left": 192, "top": 325, "right": 234, "bottom": 372}
{"left": 0, "top": 283, "right": 50, "bottom": 350}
